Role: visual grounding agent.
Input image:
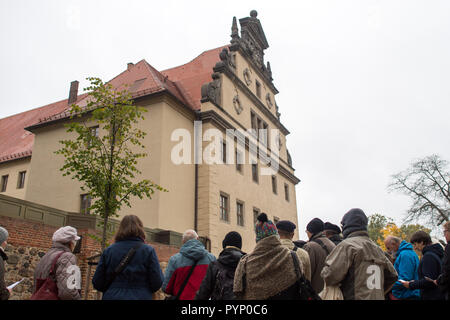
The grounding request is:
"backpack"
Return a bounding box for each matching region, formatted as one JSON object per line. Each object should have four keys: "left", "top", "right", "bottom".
{"left": 211, "top": 263, "right": 235, "bottom": 300}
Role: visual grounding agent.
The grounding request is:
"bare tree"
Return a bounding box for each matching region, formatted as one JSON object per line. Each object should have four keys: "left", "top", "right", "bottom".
{"left": 388, "top": 154, "right": 450, "bottom": 227}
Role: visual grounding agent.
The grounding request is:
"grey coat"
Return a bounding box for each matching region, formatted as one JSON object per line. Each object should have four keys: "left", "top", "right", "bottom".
{"left": 0, "top": 248, "right": 10, "bottom": 300}
{"left": 34, "top": 242, "right": 81, "bottom": 300}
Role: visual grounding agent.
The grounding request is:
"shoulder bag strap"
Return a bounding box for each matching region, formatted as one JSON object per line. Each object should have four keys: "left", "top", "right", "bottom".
{"left": 49, "top": 251, "right": 66, "bottom": 276}
{"left": 290, "top": 251, "right": 302, "bottom": 280}
{"left": 104, "top": 242, "right": 144, "bottom": 291}
{"left": 175, "top": 259, "right": 199, "bottom": 300}
{"left": 312, "top": 238, "right": 331, "bottom": 255}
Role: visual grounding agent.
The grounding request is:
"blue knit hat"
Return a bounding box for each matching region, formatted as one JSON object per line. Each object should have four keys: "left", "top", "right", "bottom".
{"left": 255, "top": 213, "right": 278, "bottom": 242}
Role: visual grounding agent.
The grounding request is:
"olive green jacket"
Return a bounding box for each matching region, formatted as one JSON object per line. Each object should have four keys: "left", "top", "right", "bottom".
{"left": 321, "top": 231, "right": 398, "bottom": 300}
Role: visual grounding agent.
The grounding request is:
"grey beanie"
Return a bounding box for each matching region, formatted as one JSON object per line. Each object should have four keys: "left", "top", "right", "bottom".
{"left": 0, "top": 226, "right": 9, "bottom": 244}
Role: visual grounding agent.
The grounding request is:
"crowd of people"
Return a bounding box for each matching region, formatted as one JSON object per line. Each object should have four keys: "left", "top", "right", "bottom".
{"left": 0, "top": 208, "right": 449, "bottom": 300}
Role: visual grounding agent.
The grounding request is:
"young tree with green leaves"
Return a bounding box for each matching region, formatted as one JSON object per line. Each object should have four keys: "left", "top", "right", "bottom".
{"left": 55, "top": 77, "right": 167, "bottom": 250}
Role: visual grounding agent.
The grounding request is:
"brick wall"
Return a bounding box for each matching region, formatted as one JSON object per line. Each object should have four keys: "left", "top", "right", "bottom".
{"left": 0, "top": 215, "right": 180, "bottom": 300}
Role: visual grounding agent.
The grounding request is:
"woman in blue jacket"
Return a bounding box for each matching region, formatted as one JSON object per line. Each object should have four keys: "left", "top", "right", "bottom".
{"left": 92, "top": 215, "right": 164, "bottom": 300}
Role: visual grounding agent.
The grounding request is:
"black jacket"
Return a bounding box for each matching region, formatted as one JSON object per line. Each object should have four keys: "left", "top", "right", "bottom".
{"left": 410, "top": 243, "right": 445, "bottom": 300}
{"left": 195, "top": 247, "right": 245, "bottom": 300}
{"left": 0, "top": 248, "right": 9, "bottom": 301}
{"left": 437, "top": 242, "right": 450, "bottom": 300}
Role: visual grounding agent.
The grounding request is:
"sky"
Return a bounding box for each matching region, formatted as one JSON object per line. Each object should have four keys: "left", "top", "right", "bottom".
{"left": 1, "top": 0, "right": 449, "bottom": 240}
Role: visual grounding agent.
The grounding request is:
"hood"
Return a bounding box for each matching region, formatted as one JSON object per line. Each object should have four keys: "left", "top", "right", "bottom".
{"left": 341, "top": 208, "right": 368, "bottom": 238}
{"left": 423, "top": 243, "right": 444, "bottom": 259}
{"left": 218, "top": 247, "right": 245, "bottom": 269}
{"left": 179, "top": 239, "right": 209, "bottom": 261}
{"left": 397, "top": 240, "right": 414, "bottom": 254}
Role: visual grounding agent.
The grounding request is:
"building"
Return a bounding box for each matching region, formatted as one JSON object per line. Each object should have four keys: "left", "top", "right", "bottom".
{"left": 0, "top": 10, "right": 300, "bottom": 256}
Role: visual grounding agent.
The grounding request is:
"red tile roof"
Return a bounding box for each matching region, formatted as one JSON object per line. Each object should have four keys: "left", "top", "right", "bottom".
{"left": 0, "top": 46, "right": 226, "bottom": 164}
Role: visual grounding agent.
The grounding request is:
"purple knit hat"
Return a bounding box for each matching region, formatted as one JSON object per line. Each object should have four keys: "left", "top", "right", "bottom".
{"left": 255, "top": 213, "right": 278, "bottom": 242}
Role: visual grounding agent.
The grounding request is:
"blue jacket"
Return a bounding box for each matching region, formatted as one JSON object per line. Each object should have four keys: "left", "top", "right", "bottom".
{"left": 162, "top": 239, "right": 216, "bottom": 300}
{"left": 92, "top": 237, "right": 164, "bottom": 300}
{"left": 392, "top": 240, "right": 420, "bottom": 299}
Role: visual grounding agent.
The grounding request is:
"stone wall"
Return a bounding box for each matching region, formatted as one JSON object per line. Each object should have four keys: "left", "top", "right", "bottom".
{"left": 0, "top": 195, "right": 182, "bottom": 300}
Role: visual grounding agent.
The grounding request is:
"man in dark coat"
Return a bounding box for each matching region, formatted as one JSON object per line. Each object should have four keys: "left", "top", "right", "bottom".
{"left": 303, "top": 218, "right": 336, "bottom": 294}
{"left": 437, "top": 221, "right": 450, "bottom": 300}
{"left": 323, "top": 222, "right": 343, "bottom": 245}
{"left": 195, "top": 231, "right": 245, "bottom": 300}
{"left": 400, "top": 230, "right": 446, "bottom": 300}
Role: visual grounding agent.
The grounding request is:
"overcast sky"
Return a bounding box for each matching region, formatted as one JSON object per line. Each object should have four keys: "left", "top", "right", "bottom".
{"left": 1, "top": 0, "right": 449, "bottom": 240}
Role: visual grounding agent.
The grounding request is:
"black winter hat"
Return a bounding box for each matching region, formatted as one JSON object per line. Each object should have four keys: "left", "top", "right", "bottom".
{"left": 341, "top": 208, "right": 368, "bottom": 238}
{"left": 276, "top": 220, "right": 296, "bottom": 233}
{"left": 306, "top": 218, "right": 324, "bottom": 235}
{"left": 222, "top": 231, "right": 242, "bottom": 249}
{"left": 324, "top": 222, "right": 341, "bottom": 234}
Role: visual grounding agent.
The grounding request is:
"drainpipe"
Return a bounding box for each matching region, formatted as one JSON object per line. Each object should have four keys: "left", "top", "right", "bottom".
{"left": 194, "top": 110, "right": 201, "bottom": 231}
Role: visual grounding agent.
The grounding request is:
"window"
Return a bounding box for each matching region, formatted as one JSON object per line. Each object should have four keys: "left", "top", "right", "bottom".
{"left": 252, "top": 163, "right": 259, "bottom": 183}
{"left": 236, "top": 149, "right": 243, "bottom": 173}
{"left": 237, "top": 201, "right": 244, "bottom": 227}
{"left": 80, "top": 194, "right": 92, "bottom": 214}
{"left": 273, "top": 216, "right": 280, "bottom": 224}
{"left": 253, "top": 208, "right": 260, "bottom": 225}
{"left": 17, "top": 171, "right": 26, "bottom": 189}
{"left": 220, "top": 193, "right": 229, "bottom": 222}
{"left": 284, "top": 183, "right": 290, "bottom": 202}
{"left": 272, "top": 175, "right": 277, "bottom": 194}
{"left": 287, "top": 150, "right": 292, "bottom": 166}
{"left": 251, "top": 112, "right": 257, "bottom": 130}
{"left": 256, "top": 80, "right": 261, "bottom": 98}
{"left": 1, "top": 175, "right": 8, "bottom": 192}
{"left": 88, "top": 126, "right": 99, "bottom": 147}
{"left": 222, "top": 140, "right": 227, "bottom": 164}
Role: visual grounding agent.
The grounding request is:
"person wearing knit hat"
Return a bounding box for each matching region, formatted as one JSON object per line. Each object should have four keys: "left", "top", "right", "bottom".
{"left": 33, "top": 226, "right": 82, "bottom": 300}
{"left": 0, "top": 226, "right": 10, "bottom": 300}
{"left": 222, "top": 231, "right": 242, "bottom": 249}
{"left": 303, "top": 218, "right": 336, "bottom": 294}
{"left": 233, "top": 213, "right": 306, "bottom": 300}
{"left": 196, "top": 231, "right": 245, "bottom": 300}
{"left": 324, "top": 222, "right": 343, "bottom": 246}
{"left": 306, "top": 218, "right": 324, "bottom": 238}
{"left": 255, "top": 213, "right": 278, "bottom": 242}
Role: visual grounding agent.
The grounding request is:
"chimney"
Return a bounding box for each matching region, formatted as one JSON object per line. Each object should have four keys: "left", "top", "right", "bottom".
{"left": 127, "top": 62, "right": 134, "bottom": 71}
{"left": 68, "top": 80, "right": 79, "bottom": 105}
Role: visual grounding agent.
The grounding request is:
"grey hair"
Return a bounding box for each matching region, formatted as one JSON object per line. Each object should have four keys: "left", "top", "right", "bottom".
{"left": 182, "top": 229, "right": 198, "bottom": 243}
{"left": 385, "top": 235, "right": 401, "bottom": 244}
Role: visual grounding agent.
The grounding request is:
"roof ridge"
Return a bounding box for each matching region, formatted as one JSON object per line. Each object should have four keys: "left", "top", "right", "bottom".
{"left": 161, "top": 44, "right": 229, "bottom": 73}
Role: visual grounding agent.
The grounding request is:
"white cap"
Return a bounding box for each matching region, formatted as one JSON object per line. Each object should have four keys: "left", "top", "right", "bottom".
{"left": 52, "top": 226, "right": 80, "bottom": 243}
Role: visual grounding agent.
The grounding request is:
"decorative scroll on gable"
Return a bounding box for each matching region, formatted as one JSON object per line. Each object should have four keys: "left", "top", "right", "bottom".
{"left": 229, "top": 10, "right": 273, "bottom": 84}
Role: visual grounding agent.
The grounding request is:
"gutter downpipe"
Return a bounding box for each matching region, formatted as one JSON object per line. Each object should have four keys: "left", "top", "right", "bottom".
{"left": 194, "top": 110, "right": 201, "bottom": 232}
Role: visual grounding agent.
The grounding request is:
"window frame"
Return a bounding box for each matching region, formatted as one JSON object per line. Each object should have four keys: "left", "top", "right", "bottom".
{"left": 17, "top": 171, "right": 26, "bottom": 189}
{"left": 80, "top": 193, "right": 92, "bottom": 215}
{"left": 1, "top": 175, "right": 8, "bottom": 192}
{"left": 219, "top": 192, "right": 230, "bottom": 222}
{"left": 236, "top": 200, "right": 245, "bottom": 227}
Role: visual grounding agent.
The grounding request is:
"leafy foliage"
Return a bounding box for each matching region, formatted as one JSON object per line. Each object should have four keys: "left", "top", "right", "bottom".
{"left": 55, "top": 77, "right": 167, "bottom": 249}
